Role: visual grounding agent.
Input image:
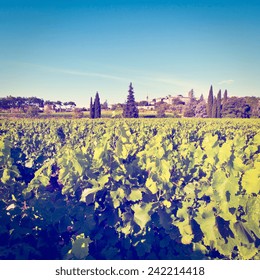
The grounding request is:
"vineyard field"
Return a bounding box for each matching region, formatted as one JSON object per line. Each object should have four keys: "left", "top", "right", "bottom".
{"left": 0, "top": 118, "right": 259, "bottom": 260}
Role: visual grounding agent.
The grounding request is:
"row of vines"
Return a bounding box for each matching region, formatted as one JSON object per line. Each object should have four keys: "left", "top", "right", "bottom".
{"left": 0, "top": 118, "right": 259, "bottom": 259}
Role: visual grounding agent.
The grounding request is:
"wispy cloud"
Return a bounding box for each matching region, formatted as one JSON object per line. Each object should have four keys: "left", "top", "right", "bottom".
{"left": 12, "top": 61, "right": 129, "bottom": 82}
{"left": 218, "top": 79, "right": 234, "bottom": 85}
{"left": 15, "top": 61, "right": 196, "bottom": 88}
{"left": 17, "top": 61, "right": 199, "bottom": 90}
{"left": 49, "top": 68, "right": 129, "bottom": 82}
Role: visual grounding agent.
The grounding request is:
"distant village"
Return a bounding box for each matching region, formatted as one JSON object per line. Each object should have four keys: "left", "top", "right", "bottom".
{"left": 104, "top": 89, "right": 198, "bottom": 117}
{"left": 134, "top": 90, "right": 194, "bottom": 111}
{"left": 15, "top": 90, "right": 195, "bottom": 114}
{"left": 32, "top": 88, "right": 206, "bottom": 118}
{"left": 1, "top": 86, "right": 259, "bottom": 118}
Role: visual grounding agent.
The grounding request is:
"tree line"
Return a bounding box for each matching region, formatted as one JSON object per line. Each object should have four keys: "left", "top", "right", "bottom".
{"left": 189, "top": 85, "right": 259, "bottom": 118}
{"left": 1, "top": 83, "right": 259, "bottom": 118}
{"left": 0, "top": 96, "right": 77, "bottom": 111}
{"left": 166, "top": 85, "right": 259, "bottom": 118}
{"left": 118, "top": 83, "right": 259, "bottom": 118}
{"left": 0, "top": 96, "right": 44, "bottom": 110}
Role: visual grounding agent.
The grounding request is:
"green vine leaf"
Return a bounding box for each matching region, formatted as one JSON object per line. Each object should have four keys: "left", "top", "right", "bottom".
{"left": 131, "top": 203, "right": 153, "bottom": 230}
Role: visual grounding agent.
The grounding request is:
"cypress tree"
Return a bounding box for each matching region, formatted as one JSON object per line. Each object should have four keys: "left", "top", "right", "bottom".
{"left": 223, "top": 89, "right": 228, "bottom": 103}
{"left": 212, "top": 97, "right": 217, "bottom": 118}
{"left": 207, "top": 85, "right": 214, "bottom": 118}
{"left": 123, "top": 83, "right": 139, "bottom": 118}
{"left": 89, "top": 97, "right": 94, "bottom": 119}
{"left": 217, "top": 90, "right": 222, "bottom": 118}
{"left": 94, "top": 92, "right": 101, "bottom": 118}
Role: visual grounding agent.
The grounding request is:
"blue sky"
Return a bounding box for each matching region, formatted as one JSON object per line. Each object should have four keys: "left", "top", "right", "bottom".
{"left": 0, "top": 0, "right": 260, "bottom": 106}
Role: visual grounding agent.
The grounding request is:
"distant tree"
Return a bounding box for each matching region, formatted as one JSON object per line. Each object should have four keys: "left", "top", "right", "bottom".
{"left": 94, "top": 92, "right": 101, "bottom": 118}
{"left": 137, "top": 100, "right": 149, "bottom": 106}
{"left": 212, "top": 97, "right": 217, "bottom": 118}
{"left": 156, "top": 103, "right": 168, "bottom": 118}
{"left": 253, "top": 101, "right": 260, "bottom": 118}
{"left": 111, "top": 103, "right": 124, "bottom": 110}
{"left": 199, "top": 94, "right": 204, "bottom": 102}
{"left": 217, "top": 90, "right": 222, "bottom": 118}
{"left": 207, "top": 85, "right": 214, "bottom": 118}
{"left": 44, "top": 100, "right": 54, "bottom": 105}
{"left": 222, "top": 97, "right": 251, "bottom": 118}
{"left": 0, "top": 97, "right": 12, "bottom": 110}
{"left": 101, "top": 100, "right": 109, "bottom": 110}
{"left": 89, "top": 97, "right": 94, "bottom": 119}
{"left": 184, "top": 97, "right": 198, "bottom": 117}
{"left": 0, "top": 99, "right": 7, "bottom": 110}
{"left": 172, "top": 98, "right": 185, "bottom": 106}
{"left": 68, "top": 101, "right": 76, "bottom": 108}
{"left": 123, "top": 83, "right": 139, "bottom": 118}
{"left": 5, "top": 96, "right": 21, "bottom": 108}
{"left": 26, "top": 105, "right": 39, "bottom": 118}
{"left": 27, "top": 97, "right": 44, "bottom": 108}
{"left": 223, "top": 90, "right": 228, "bottom": 103}
{"left": 195, "top": 100, "right": 208, "bottom": 118}
{"left": 0, "top": 96, "right": 44, "bottom": 111}
{"left": 188, "top": 89, "right": 194, "bottom": 99}
{"left": 183, "top": 106, "right": 195, "bottom": 117}
{"left": 244, "top": 96, "right": 260, "bottom": 117}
